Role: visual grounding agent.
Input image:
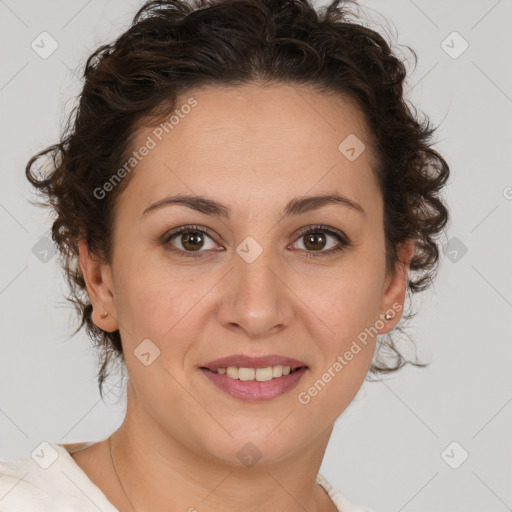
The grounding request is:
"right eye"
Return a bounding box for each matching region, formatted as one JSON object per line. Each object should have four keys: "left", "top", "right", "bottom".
{"left": 162, "top": 225, "right": 223, "bottom": 258}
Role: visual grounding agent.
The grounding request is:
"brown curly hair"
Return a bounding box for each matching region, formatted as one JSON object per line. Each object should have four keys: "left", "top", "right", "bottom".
{"left": 25, "top": 0, "right": 450, "bottom": 398}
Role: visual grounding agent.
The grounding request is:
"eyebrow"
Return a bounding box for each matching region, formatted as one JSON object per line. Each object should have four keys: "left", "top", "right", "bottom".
{"left": 141, "top": 192, "right": 365, "bottom": 219}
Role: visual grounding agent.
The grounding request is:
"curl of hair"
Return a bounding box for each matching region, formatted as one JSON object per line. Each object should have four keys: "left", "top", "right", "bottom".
{"left": 26, "top": 0, "right": 450, "bottom": 398}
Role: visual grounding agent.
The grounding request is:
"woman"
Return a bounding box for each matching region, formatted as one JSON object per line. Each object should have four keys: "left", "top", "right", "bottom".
{"left": 0, "top": 0, "right": 449, "bottom": 510}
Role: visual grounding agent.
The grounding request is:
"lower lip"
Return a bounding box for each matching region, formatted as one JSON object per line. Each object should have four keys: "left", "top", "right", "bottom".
{"left": 199, "top": 367, "right": 308, "bottom": 401}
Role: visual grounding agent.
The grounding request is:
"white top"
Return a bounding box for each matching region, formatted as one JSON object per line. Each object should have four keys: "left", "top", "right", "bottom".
{"left": 0, "top": 441, "right": 373, "bottom": 512}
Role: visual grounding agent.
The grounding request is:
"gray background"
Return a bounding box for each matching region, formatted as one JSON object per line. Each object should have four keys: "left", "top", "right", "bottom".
{"left": 1, "top": 1, "right": 511, "bottom": 511}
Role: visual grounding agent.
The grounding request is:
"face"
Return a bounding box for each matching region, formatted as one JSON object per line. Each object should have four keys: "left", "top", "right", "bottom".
{"left": 80, "top": 83, "right": 411, "bottom": 466}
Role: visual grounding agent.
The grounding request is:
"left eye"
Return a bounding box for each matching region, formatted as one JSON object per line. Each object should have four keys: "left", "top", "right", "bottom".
{"left": 290, "top": 226, "right": 351, "bottom": 258}
{"left": 291, "top": 228, "right": 345, "bottom": 253}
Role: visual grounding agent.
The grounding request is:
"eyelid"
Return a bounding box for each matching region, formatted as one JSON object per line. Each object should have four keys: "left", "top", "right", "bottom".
{"left": 292, "top": 224, "right": 350, "bottom": 244}
{"left": 161, "top": 224, "right": 218, "bottom": 244}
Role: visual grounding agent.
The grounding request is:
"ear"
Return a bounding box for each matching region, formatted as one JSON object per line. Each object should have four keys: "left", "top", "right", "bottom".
{"left": 78, "top": 239, "right": 119, "bottom": 332}
{"left": 377, "top": 239, "right": 414, "bottom": 333}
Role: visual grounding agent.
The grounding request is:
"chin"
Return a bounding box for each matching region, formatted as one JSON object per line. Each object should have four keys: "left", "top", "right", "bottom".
{"left": 193, "top": 420, "right": 316, "bottom": 469}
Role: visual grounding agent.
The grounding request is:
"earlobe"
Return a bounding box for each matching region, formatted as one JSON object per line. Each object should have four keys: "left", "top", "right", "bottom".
{"left": 78, "top": 239, "right": 118, "bottom": 332}
{"left": 378, "top": 239, "right": 414, "bottom": 333}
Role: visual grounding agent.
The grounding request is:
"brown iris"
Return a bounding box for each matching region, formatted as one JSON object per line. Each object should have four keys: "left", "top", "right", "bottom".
{"left": 303, "top": 232, "right": 327, "bottom": 251}
{"left": 181, "top": 231, "right": 205, "bottom": 251}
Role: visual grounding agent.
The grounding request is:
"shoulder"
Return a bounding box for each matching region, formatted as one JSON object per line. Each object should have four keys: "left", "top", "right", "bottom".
{"left": 0, "top": 448, "right": 55, "bottom": 511}
{"left": 0, "top": 442, "right": 117, "bottom": 512}
{"left": 317, "top": 473, "right": 375, "bottom": 512}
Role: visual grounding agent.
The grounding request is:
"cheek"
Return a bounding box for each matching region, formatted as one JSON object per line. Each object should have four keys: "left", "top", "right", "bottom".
{"left": 293, "top": 249, "right": 386, "bottom": 396}
{"left": 298, "top": 276, "right": 383, "bottom": 414}
{"left": 303, "top": 255, "right": 385, "bottom": 340}
{"left": 112, "top": 255, "right": 216, "bottom": 360}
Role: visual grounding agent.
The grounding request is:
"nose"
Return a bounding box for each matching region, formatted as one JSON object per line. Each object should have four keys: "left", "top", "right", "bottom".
{"left": 216, "top": 244, "right": 294, "bottom": 339}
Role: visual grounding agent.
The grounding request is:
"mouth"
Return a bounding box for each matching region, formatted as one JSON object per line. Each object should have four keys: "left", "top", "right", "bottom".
{"left": 199, "top": 354, "right": 309, "bottom": 401}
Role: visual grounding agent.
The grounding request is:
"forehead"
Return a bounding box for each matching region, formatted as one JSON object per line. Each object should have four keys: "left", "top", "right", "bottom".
{"left": 121, "top": 83, "right": 380, "bottom": 213}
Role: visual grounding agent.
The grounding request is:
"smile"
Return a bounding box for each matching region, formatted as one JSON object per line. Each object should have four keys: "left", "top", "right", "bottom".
{"left": 199, "top": 366, "right": 308, "bottom": 401}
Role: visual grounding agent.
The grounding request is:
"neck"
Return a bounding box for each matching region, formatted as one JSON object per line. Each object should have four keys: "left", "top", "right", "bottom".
{"left": 107, "top": 382, "right": 336, "bottom": 512}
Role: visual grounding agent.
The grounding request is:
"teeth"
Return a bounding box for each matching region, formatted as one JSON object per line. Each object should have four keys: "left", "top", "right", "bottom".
{"left": 255, "top": 367, "right": 273, "bottom": 381}
{"left": 238, "top": 367, "right": 255, "bottom": 381}
{"left": 215, "top": 365, "right": 296, "bottom": 381}
{"left": 226, "top": 366, "right": 239, "bottom": 379}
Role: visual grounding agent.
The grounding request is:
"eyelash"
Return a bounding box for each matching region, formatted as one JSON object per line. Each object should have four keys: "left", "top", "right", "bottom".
{"left": 161, "top": 224, "right": 352, "bottom": 259}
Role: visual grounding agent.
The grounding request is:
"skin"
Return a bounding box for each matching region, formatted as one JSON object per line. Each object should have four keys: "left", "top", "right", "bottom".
{"left": 74, "top": 83, "right": 413, "bottom": 512}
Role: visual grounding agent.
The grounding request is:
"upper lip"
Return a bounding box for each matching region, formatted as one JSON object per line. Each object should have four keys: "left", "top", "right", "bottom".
{"left": 201, "top": 354, "right": 308, "bottom": 371}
